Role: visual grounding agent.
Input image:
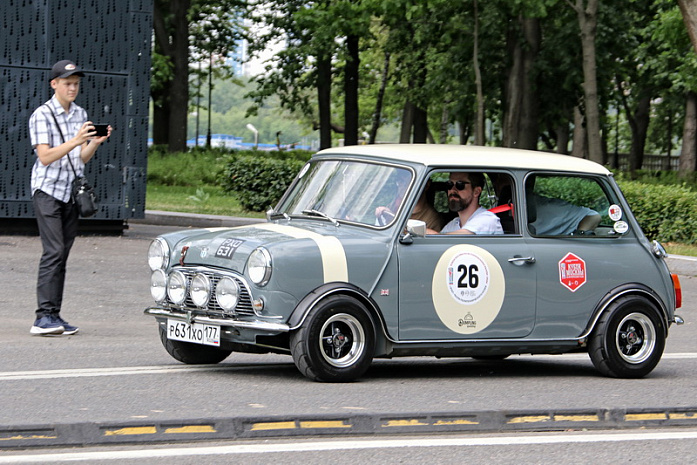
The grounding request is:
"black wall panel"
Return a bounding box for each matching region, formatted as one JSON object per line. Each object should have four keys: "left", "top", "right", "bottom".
{"left": 0, "top": 0, "right": 152, "bottom": 223}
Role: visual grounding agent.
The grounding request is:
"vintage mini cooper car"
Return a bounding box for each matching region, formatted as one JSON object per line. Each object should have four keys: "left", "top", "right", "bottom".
{"left": 145, "top": 144, "right": 683, "bottom": 382}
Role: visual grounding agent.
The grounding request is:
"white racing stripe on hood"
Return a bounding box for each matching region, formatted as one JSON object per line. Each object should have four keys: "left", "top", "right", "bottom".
{"left": 253, "top": 223, "right": 348, "bottom": 283}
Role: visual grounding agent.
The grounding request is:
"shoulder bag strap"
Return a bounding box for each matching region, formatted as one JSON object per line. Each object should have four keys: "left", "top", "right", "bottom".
{"left": 43, "top": 104, "right": 78, "bottom": 178}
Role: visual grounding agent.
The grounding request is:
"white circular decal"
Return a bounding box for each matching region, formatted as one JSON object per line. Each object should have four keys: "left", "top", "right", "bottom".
{"left": 432, "top": 245, "right": 505, "bottom": 335}
{"left": 608, "top": 204, "right": 623, "bottom": 221}
{"left": 613, "top": 220, "right": 629, "bottom": 234}
{"left": 446, "top": 252, "right": 490, "bottom": 304}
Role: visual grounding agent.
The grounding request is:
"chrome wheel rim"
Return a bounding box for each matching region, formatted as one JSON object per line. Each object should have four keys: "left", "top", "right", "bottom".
{"left": 615, "top": 312, "right": 656, "bottom": 364}
{"left": 319, "top": 313, "right": 365, "bottom": 368}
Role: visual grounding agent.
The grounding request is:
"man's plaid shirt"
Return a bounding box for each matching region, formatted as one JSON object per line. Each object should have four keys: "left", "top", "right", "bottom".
{"left": 29, "top": 96, "right": 88, "bottom": 203}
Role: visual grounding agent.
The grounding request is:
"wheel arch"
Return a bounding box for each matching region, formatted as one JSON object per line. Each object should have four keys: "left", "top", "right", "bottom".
{"left": 581, "top": 284, "right": 670, "bottom": 340}
{"left": 288, "top": 282, "right": 389, "bottom": 353}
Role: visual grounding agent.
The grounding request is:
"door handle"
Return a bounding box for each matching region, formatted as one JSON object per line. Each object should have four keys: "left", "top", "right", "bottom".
{"left": 508, "top": 256, "right": 536, "bottom": 264}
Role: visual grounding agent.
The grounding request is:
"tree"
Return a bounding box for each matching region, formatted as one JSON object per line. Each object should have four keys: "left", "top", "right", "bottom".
{"left": 152, "top": 0, "right": 244, "bottom": 152}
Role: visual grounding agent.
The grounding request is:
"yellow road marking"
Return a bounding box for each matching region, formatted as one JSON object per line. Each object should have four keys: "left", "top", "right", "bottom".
{"left": 382, "top": 419, "right": 429, "bottom": 427}
{"left": 0, "top": 434, "right": 57, "bottom": 441}
{"left": 507, "top": 415, "right": 551, "bottom": 424}
{"left": 669, "top": 412, "right": 697, "bottom": 420}
{"left": 164, "top": 425, "right": 216, "bottom": 434}
{"left": 299, "top": 421, "right": 351, "bottom": 429}
{"left": 103, "top": 426, "right": 157, "bottom": 436}
{"left": 554, "top": 415, "right": 599, "bottom": 422}
{"left": 625, "top": 413, "right": 668, "bottom": 421}
{"left": 433, "top": 419, "right": 479, "bottom": 426}
{"left": 250, "top": 421, "right": 297, "bottom": 431}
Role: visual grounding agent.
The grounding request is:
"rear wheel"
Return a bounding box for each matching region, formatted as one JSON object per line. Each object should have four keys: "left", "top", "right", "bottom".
{"left": 158, "top": 325, "right": 232, "bottom": 364}
{"left": 588, "top": 296, "right": 665, "bottom": 378}
{"left": 290, "top": 295, "right": 375, "bottom": 382}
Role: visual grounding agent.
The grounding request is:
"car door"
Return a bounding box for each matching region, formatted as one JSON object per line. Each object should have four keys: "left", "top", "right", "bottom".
{"left": 396, "top": 171, "right": 537, "bottom": 341}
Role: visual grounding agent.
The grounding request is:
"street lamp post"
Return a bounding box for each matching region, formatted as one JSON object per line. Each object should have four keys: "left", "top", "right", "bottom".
{"left": 246, "top": 123, "right": 258, "bottom": 149}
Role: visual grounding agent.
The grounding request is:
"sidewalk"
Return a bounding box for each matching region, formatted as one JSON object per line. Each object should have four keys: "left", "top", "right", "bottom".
{"left": 133, "top": 210, "right": 697, "bottom": 277}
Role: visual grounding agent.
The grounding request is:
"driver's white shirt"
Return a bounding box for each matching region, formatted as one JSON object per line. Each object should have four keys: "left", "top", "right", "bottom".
{"left": 441, "top": 207, "right": 503, "bottom": 235}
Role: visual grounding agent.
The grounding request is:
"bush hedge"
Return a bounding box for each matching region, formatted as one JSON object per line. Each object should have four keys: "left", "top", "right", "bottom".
{"left": 220, "top": 154, "right": 307, "bottom": 211}
{"left": 617, "top": 180, "right": 697, "bottom": 245}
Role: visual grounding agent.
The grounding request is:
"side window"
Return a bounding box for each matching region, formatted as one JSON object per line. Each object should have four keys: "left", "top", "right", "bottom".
{"left": 525, "top": 175, "right": 610, "bottom": 237}
{"left": 415, "top": 171, "right": 516, "bottom": 235}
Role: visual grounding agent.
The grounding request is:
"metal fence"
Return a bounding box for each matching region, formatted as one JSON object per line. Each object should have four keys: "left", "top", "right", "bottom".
{"left": 0, "top": 0, "right": 151, "bottom": 229}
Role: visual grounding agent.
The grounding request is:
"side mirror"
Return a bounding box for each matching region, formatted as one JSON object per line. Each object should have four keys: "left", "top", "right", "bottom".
{"left": 406, "top": 219, "right": 426, "bottom": 237}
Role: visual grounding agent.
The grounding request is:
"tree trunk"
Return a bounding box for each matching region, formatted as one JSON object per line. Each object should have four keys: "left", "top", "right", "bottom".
{"left": 413, "top": 105, "right": 428, "bottom": 143}
{"left": 678, "top": 0, "right": 697, "bottom": 54}
{"left": 555, "top": 121, "right": 570, "bottom": 154}
{"left": 573, "top": 0, "right": 603, "bottom": 164}
{"left": 439, "top": 106, "right": 449, "bottom": 144}
{"left": 343, "top": 35, "right": 360, "bottom": 146}
{"left": 627, "top": 95, "right": 651, "bottom": 173}
{"left": 317, "top": 55, "right": 332, "bottom": 150}
{"left": 571, "top": 105, "right": 587, "bottom": 158}
{"left": 400, "top": 100, "right": 414, "bottom": 143}
{"left": 167, "top": 0, "right": 190, "bottom": 153}
{"left": 679, "top": 91, "right": 697, "bottom": 178}
{"left": 518, "top": 17, "right": 541, "bottom": 150}
{"left": 503, "top": 18, "right": 523, "bottom": 149}
{"left": 473, "top": 0, "right": 485, "bottom": 146}
{"left": 368, "top": 51, "right": 390, "bottom": 144}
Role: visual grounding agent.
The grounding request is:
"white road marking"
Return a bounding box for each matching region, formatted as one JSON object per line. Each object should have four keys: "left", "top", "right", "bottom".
{"left": 1, "top": 430, "right": 697, "bottom": 462}
{"left": 0, "top": 353, "right": 695, "bottom": 381}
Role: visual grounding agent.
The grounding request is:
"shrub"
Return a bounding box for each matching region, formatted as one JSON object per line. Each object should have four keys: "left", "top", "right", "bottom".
{"left": 220, "top": 155, "right": 305, "bottom": 211}
{"left": 618, "top": 180, "right": 697, "bottom": 245}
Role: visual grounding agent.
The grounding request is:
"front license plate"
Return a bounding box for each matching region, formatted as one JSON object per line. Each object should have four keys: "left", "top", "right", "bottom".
{"left": 167, "top": 319, "right": 220, "bottom": 346}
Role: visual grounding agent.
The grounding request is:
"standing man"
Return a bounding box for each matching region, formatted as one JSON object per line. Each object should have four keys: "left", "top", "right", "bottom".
{"left": 28, "top": 60, "right": 111, "bottom": 335}
{"left": 439, "top": 172, "right": 503, "bottom": 235}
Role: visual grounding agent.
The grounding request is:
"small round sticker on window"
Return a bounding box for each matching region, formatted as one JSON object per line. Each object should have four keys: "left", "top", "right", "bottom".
{"left": 446, "top": 251, "right": 490, "bottom": 304}
{"left": 614, "top": 220, "right": 629, "bottom": 234}
{"left": 608, "top": 204, "right": 622, "bottom": 222}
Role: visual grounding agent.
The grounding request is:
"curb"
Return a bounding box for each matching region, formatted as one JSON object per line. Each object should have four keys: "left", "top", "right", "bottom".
{"left": 2, "top": 407, "right": 697, "bottom": 449}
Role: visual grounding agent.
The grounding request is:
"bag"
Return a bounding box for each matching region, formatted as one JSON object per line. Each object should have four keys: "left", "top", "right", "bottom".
{"left": 72, "top": 176, "right": 98, "bottom": 217}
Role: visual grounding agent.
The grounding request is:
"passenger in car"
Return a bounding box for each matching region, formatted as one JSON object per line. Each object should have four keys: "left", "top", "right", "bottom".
{"left": 438, "top": 172, "right": 503, "bottom": 235}
{"left": 529, "top": 193, "right": 601, "bottom": 235}
{"left": 412, "top": 180, "right": 445, "bottom": 233}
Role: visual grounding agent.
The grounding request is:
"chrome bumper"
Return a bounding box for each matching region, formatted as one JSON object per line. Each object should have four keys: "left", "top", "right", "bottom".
{"left": 673, "top": 314, "right": 685, "bottom": 325}
{"left": 144, "top": 307, "right": 290, "bottom": 333}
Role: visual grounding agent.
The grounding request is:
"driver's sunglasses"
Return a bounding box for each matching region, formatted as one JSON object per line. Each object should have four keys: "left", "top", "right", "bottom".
{"left": 446, "top": 180, "right": 471, "bottom": 191}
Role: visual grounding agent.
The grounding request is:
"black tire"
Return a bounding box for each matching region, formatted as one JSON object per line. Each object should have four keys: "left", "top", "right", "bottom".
{"left": 158, "top": 325, "right": 233, "bottom": 364}
{"left": 290, "top": 295, "right": 375, "bottom": 382}
{"left": 588, "top": 296, "right": 665, "bottom": 378}
{"left": 472, "top": 355, "right": 510, "bottom": 361}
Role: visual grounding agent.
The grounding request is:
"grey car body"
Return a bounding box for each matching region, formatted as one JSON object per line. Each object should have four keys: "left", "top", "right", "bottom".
{"left": 145, "top": 144, "right": 683, "bottom": 382}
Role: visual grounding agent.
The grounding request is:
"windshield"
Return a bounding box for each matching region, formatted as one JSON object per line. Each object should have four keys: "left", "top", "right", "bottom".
{"left": 277, "top": 159, "right": 413, "bottom": 227}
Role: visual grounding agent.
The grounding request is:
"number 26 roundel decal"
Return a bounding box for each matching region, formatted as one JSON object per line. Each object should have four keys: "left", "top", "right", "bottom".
{"left": 431, "top": 245, "right": 505, "bottom": 334}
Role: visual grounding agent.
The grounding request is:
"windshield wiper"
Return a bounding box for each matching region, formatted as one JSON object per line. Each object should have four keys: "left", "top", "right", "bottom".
{"left": 266, "top": 209, "right": 290, "bottom": 221}
{"left": 301, "top": 209, "right": 339, "bottom": 226}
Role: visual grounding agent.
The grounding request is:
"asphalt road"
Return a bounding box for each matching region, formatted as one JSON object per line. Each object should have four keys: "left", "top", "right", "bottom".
{"left": 0, "top": 220, "right": 695, "bottom": 450}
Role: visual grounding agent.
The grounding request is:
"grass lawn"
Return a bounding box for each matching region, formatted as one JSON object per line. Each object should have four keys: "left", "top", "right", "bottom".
{"left": 146, "top": 184, "right": 265, "bottom": 218}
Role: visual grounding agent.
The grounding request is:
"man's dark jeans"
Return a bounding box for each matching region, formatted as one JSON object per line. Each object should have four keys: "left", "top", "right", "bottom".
{"left": 32, "top": 190, "right": 79, "bottom": 318}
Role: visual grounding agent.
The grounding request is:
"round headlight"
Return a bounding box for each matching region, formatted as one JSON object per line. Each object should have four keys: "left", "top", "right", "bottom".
{"left": 150, "top": 270, "right": 167, "bottom": 302}
{"left": 167, "top": 270, "right": 187, "bottom": 305}
{"left": 215, "top": 276, "right": 240, "bottom": 312}
{"left": 247, "top": 247, "right": 272, "bottom": 286}
{"left": 190, "top": 273, "right": 211, "bottom": 307}
{"left": 148, "top": 238, "right": 170, "bottom": 271}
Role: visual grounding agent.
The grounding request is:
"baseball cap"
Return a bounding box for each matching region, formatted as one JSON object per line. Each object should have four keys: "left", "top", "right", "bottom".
{"left": 49, "top": 60, "right": 85, "bottom": 81}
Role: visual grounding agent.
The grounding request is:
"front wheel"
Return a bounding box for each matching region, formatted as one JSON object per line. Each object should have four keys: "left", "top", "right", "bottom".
{"left": 158, "top": 325, "right": 233, "bottom": 364}
{"left": 588, "top": 296, "right": 665, "bottom": 378}
{"left": 290, "top": 295, "right": 375, "bottom": 382}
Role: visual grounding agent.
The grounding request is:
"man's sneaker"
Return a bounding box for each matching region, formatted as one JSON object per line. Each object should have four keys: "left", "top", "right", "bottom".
{"left": 55, "top": 316, "right": 79, "bottom": 335}
{"left": 30, "top": 315, "right": 64, "bottom": 335}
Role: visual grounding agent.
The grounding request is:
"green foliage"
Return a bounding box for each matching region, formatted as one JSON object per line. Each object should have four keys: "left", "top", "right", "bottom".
{"left": 220, "top": 154, "right": 307, "bottom": 211}
{"left": 618, "top": 180, "right": 697, "bottom": 244}
{"left": 146, "top": 146, "right": 230, "bottom": 186}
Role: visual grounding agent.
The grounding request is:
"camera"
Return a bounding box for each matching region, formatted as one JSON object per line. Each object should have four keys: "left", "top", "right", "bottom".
{"left": 92, "top": 124, "right": 109, "bottom": 137}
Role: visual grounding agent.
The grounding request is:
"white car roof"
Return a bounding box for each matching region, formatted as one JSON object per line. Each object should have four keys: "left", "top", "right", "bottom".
{"left": 316, "top": 144, "right": 612, "bottom": 176}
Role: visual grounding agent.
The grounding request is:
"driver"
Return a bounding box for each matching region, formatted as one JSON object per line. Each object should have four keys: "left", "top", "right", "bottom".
{"left": 439, "top": 172, "right": 503, "bottom": 235}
